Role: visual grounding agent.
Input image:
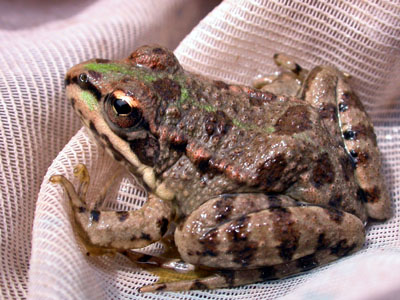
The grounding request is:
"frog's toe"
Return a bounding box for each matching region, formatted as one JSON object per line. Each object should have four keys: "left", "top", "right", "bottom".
{"left": 50, "top": 173, "right": 86, "bottom": 209}
{"left": 273, "top": 53, "right": 304, "bottom": 76}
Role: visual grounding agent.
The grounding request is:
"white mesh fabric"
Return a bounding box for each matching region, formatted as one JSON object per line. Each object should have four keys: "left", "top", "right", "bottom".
{"left": 0, "top": 0, "right": 399, "bottom": 299}
{"left": 0, "top": 0, "right": 219, "bottom": 299}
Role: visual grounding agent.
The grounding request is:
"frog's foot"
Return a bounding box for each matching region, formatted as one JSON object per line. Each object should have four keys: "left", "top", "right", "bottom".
{"left": 253, "top": 53, "right": 308, "bottom": 97}
{"left": 50, "top": 164, "right": 175, "bottom": 251}
{"left": 170, "top": 193, "right": 364, "bottom": 291}
{"left": 50, "top": 165, "right": 116, "bottom": 256}
{"left": 300, "top": 66, "right": 391, "bottom": 220}
{"left": 273, "top": 53, "right": 306, "bottom": 77}
{"left": 50, "top": 164, "right": 90, "bottom": 209}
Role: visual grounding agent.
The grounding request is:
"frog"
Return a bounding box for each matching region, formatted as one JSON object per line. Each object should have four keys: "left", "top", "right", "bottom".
{"left": 51, "top": 45, "right": 391, "bottom": 292}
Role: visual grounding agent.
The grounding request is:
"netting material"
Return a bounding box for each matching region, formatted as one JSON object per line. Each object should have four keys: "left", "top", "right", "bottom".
{"left": 1, "top": 0, "right": 399, "bottom": 299}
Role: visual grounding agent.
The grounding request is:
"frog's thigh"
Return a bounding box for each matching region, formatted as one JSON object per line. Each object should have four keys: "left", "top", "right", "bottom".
{"left": 175, "top": 194, "right": 365, "bottom": 271}
{"left": 301, "top": 67, "right": 391, "bottom": 220}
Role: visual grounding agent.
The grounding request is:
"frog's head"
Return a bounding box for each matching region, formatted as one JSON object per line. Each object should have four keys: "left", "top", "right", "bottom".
{"left": 64, "top": 45, "right": 184, "bottom": 195}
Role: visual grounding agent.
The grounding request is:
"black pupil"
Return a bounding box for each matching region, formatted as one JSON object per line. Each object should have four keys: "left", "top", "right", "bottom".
{"left": 113, "top": 98, "right": 132, "bottom": 115}
{"left": 79, "top": 73, "right": 88, "bottom": 83}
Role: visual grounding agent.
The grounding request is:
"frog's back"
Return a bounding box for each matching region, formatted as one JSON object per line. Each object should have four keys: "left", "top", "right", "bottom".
{"left": 160, "top": 74, "right": 366, "bottom": 221}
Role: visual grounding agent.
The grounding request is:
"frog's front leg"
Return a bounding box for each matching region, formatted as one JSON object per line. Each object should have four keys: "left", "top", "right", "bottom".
{"left": 143, "top": 193, "right": 364, "bottom": 292}
{"left": 50, "top": 165, "right": 174, "bottom": 251}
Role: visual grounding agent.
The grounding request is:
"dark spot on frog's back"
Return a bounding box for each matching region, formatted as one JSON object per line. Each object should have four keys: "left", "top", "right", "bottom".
{"left": 319, "top": 103, "right": 338, "bottom": 122}
{"left": 258, "top": 154, "right": 288, "bottom": 189}
{"left": 340, "top": 91, "right": 365, "bottom": 111}
{"left": 275, "top": 105, "right": 312, "bottom": 134}
{"left": 153, "top": 78, "right": 181, "bottom": 102}
{"left": 351, "top": 124, "right": 377, "bottom": 145}
{"left": 355, "top": 151, "right": 369, "bottom": 165}
{"left": 129, "top": 137, "right": 160, "bottom": 167}
{"left": 311, "top": 153, "right": 335, "bottom": 188}
{"left": 339, "top": 154, "right": 356, "bottom": 181}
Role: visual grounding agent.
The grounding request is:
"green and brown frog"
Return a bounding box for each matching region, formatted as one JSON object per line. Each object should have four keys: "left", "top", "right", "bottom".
{"left": 51, "top": 45, "right": 391, "bottom": 292}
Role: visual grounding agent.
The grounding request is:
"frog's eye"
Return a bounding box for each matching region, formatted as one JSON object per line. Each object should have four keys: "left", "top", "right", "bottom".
{"left": 105, "top": 90, "right": 143, "bottom": 128}
{"left": 79, "top": 73, "right": 88, "bottom": 83}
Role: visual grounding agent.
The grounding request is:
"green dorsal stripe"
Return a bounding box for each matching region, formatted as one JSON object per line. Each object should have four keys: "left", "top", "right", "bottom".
{"left": 85, "top": 63, "right": 156, "bottom": 82}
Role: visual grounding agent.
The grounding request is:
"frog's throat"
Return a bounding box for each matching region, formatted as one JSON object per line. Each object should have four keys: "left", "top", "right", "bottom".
{"left": 89, "top": 123, "right": 175, "bottom": 201}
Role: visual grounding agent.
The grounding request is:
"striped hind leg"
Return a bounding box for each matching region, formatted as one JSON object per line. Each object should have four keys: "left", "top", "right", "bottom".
{"left": 300, "top": 67, "right": 391, "bottom": 220}
{"left": 141, "top": 193, "right": 365, "bottom": 292}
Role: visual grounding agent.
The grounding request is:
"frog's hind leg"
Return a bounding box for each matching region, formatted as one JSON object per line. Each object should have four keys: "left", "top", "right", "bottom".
{"left": 300, "top": 67, "right": 391, "bottom": 220}
{"left": 168, "top": 193, "right": 365, "bottom": 291}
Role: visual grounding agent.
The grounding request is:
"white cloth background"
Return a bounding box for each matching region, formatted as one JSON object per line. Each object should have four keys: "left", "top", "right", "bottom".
{"left": 1, "top": 0, "right": 399, "bottom": 299}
